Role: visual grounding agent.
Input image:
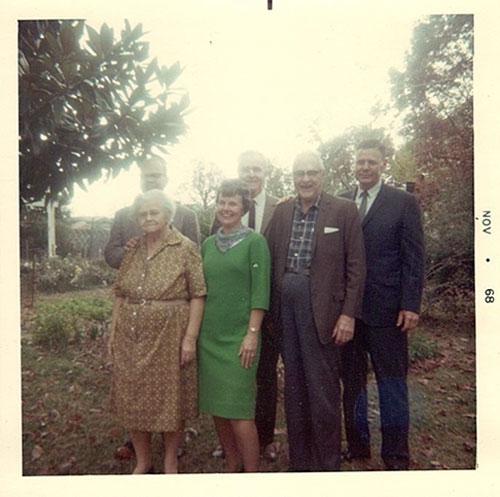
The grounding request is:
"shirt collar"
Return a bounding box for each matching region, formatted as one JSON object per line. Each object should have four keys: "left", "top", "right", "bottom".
{"left": 294, "top": 192, "right": 322, "bottom": 212}
{"left": 252, "top": 188, "right": 266, "bottom": 206}
{"left": 357, "top": 179, "right": 382, "bottom": 199}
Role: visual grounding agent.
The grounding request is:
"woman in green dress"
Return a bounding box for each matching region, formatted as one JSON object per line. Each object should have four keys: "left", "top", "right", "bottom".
{"left": 198, "top": 179, "right": 271, "bottom": 472}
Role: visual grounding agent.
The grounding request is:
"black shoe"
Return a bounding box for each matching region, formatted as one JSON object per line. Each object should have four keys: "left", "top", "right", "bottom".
{"left": 341, "top": 448, "right": 371, "bottom": 462}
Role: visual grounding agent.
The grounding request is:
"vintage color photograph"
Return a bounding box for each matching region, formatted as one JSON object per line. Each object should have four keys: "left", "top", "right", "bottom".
{"left": 4, "top": 1, "right": 499, "bottom": 496}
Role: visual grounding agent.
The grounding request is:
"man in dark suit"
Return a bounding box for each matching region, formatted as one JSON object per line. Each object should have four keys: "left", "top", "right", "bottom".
{"left": 210, "top": 150, "right": 280, "bottom": 461}
{"left": 266, "top": 151, "right": 366, "bottom": 471}
{"left": 341, "top": 139, "right": 425, "bottom": 470}
{"left": 104, "top": 156, "right": 200, "bottom": 269}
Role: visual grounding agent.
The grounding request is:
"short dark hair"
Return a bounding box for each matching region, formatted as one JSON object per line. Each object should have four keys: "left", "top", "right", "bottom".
{"left": 217, "top": 179, "right": 252, "bottom": 215}
{"left": 356, "top": 139, "right": 386, "bottom": 159}
{"left": 140, "top": 155, "right": 167, "bottom": 174}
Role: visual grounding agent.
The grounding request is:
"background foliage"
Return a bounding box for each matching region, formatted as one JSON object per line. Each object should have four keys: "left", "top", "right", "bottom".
{"left": 19, "top": 20, "right": 188, "bottom": 205}
{"left": 390, "top": 14, "right": 474, "bottom": 317}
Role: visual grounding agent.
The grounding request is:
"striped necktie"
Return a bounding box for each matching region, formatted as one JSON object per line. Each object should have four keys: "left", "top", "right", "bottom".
{"left": 358, "top": 190, "right": 369, "bottom": 219}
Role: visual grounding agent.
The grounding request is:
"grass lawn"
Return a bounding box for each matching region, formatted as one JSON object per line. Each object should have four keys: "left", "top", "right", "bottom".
{"left": 21, "top": 289, "right": 475, "bottom": 475}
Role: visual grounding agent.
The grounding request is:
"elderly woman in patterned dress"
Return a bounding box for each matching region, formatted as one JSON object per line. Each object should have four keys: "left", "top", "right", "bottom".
{"left": 108, "top": 189, "right": 206, "bottom": 474}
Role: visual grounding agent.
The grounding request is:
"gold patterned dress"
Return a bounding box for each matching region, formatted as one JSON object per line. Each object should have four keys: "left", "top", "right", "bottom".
{"left": 111, "top": 228, "right": 206, "bottom": 432}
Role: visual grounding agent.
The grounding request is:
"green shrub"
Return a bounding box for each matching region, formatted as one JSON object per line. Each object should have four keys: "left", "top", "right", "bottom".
{"left": 35, "top": 256, "right": 116, "bottom": 293}
{"left": 409, "top": 333, "right": 440, "bottom": 363}
{"left": 33, "top": 297, "right": 113, "bottom": 351}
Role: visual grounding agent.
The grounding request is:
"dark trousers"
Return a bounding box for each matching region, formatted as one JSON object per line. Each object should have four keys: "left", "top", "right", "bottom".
{"left": 255, "top": 328, "right": 280, "bottom": 449}
{"left": 341, "top": 319, "right": 409, "bottom": 469}
{"left": 280, "top": 273, "right": 341, "bottom": 471}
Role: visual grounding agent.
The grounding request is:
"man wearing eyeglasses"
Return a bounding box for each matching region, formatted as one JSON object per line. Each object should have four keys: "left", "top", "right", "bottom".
{"left": 341, "top": 140, "right": 425, "bottom": 470}
{"left": 266, "top": 151, "right": 366, "bottom": 471}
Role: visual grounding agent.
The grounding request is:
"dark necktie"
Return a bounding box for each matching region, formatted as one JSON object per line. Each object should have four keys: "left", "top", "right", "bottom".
{"left": 248, "top": 200, "right": 256, "bottom": 229}
{"left": 358, "top": 190, "right": 369, "bottom": 219}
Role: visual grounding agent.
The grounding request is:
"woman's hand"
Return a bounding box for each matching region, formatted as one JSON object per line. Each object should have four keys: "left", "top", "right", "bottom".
{"left": 238, "top": 331, "right": 259, "bottom": 369}
{"left": 180, "top": 335, "right": 197, "bottom": 367}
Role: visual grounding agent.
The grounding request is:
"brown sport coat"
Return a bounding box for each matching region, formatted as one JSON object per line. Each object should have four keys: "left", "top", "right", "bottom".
{"left": 266, "top": 192, "right": 366, "bottom": 344}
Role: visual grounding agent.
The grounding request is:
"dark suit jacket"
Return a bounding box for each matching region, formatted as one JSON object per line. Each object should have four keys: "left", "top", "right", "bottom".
{"left": 342, "top": 183, "right": 425, "bottom": 327}
{"left": 210, "top": 193, "right": 278, "bottom": 236}
{"left": 104, "top": 203, "right": 200, "bottom": 269}
{"left": 266, "top": 192, "right": 366, "bottom": 345}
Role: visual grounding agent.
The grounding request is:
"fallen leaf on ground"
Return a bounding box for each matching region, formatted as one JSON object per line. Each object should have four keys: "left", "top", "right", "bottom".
{"left": 463, "top": 442, "right": 475, "bottom": 453}
{"left": 49, "top": 409, "right": 61, "bottom": 421}
{"left": 58, "top": 456, "right": 76, "bottom": 474}
{"left": 31, "top": 444, "right": 43, "bottom": 461}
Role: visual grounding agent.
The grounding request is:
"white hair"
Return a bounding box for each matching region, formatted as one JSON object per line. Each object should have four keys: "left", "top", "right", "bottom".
{"left": 132, "top": 189, "right": 176, "bottom": 222}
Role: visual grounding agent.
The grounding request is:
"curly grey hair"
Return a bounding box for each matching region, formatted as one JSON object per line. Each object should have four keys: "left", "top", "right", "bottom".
{"left": 132, "top": 189, "right": 176, "bottom": 223}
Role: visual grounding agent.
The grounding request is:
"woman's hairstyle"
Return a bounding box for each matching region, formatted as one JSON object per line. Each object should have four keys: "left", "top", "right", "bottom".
{"left": 217, "top": 179, "right": 252, "bottom": 214}
{"left": 132, "top": 189, "right": 176, "bottom": 223}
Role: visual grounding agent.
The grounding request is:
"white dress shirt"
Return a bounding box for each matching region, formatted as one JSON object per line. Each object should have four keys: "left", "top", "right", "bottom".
{"left": 355, "top": 180, "right": 382, "bottom": 217}
{"left": 242, "top": 189, "right": 266, "bottom": 233}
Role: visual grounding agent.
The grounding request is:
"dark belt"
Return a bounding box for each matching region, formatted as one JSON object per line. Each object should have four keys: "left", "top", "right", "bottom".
{"left": 285, "top": 267, "right": 311, "bottom": 276}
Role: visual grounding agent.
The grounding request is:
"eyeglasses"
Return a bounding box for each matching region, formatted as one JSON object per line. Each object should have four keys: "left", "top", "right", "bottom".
{"left": 293, "top": 169, "right": 322, "bottom": 178}
{"left": 356, "top": 159, "right": 379, "bottom": 167}
{"left": 240, "top": 166, "right": 264, "bottom": 175}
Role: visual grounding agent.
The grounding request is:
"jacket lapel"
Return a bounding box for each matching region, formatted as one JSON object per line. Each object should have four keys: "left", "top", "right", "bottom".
{"left": 362, "top": 183, "right": 386, "bottom": 228}
{"left": 312, "top": 194, "right": 329, "bottom": 257}
{"left": 280, "top": 199, "right": 295, "bottom": 257}
{"left": 261, "top": 195, "right": 277, "bottom": 234}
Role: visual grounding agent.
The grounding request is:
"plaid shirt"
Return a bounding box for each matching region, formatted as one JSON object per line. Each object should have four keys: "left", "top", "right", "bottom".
{"left": 286, "top": 195, "right": 321, "bottom": 271}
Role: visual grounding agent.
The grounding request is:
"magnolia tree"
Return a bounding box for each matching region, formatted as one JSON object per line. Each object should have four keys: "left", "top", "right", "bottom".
{"left": 19, "top": 20, "right": 189, "bottom": 206}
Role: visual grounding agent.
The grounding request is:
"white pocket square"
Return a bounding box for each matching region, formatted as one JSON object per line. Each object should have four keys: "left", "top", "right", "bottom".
{"left": 324, "top": 227, "right": 339, "bottom": 234}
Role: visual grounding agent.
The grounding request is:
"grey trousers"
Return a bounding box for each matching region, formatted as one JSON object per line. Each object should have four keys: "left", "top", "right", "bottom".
{"left": 280, "top": 272, "right": 341, "bottom": 471}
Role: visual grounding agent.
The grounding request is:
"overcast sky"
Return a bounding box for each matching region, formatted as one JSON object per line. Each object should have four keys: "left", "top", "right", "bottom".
{"left": 71, "top": 5, "right": 417, "bottom": 217}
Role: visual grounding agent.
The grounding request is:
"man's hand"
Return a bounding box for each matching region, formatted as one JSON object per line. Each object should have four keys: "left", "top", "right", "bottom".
{"left": 397, "top": 310, "right": 419, "bottom": 332}
{"left": 332, "top": 314, "right": 355, "bottom": 345}
{"left": 125, "top": 237, "right": 140, "bottom": 251}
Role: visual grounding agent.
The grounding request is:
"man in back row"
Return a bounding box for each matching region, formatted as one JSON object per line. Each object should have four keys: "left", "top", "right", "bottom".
{"left": 104, "top": 155, "right": 200, "bottom": 269}
{"left": 341, "top": 140, "right": 425, "bottom": 470}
